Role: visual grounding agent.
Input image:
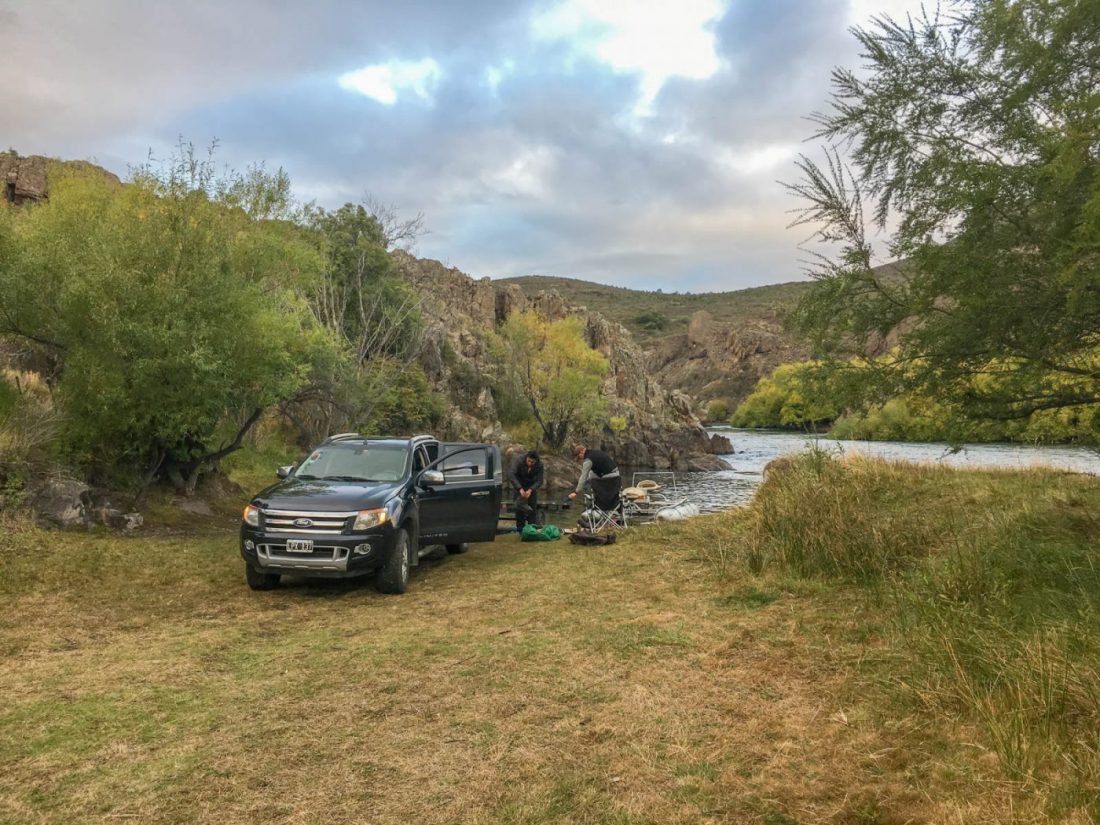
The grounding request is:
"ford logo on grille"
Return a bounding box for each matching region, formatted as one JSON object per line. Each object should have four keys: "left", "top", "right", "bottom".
{"left": 294, "top": 518, "right": 314, "bottom": 528}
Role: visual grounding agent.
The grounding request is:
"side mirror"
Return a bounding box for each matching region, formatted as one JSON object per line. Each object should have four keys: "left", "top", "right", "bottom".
{"left": 421, "top": 470, "right": 445, "bottom": 487}
{"left": 276, "top": 465, "right": 294, "bottom": 479}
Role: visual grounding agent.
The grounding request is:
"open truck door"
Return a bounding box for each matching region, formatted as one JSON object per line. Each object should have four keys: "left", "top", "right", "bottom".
{"left": 428, "top": 443, "right": 502, "bottom": 543}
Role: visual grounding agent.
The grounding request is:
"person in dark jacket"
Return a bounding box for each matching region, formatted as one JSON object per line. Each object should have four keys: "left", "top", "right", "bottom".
{"left": 567, "top": 445, "right": 621, "bottom": 508}
{"left": 510, "top": 450, "right": 544, "bottom": 530}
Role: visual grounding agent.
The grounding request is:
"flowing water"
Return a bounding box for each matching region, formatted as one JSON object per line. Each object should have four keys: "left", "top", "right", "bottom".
{"left": 675, "top": 428, "right": 1100, "bottom": 512}
{"left": 525, "top": 430, "right": 1098, "bottom": 527}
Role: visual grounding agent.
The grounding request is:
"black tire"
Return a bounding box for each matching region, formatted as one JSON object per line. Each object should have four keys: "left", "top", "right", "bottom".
{"left": 445, "top": 542, "right": 469, "bottom": 555}
{"left": 376, "top": 527, "right": 410, "bottom": 594}
{"left": 245, "top": 563, "right": 280, "bottom": 591}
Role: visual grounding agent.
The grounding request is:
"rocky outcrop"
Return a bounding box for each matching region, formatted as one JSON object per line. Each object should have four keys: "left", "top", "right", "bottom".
{"left": 392, "top": 252, "right": 724, "bottom": 470}
{"left": 32, "top": 479, "right": 91, "bottom": 528}
{"left": 0, "top": 151, "right": 121, "bottom": 207}
{"left": 648, "top": 310, "right": 810, "bottom": 412}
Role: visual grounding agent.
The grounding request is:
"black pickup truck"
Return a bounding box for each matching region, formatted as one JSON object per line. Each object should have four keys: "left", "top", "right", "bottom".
{"left": 239, "top": 434, "right": 503, "bottom": 594}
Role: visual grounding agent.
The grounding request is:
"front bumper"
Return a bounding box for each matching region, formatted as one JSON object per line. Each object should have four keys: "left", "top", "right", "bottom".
{"left": 240, "top": 521, "right": 396, "bottom": 578}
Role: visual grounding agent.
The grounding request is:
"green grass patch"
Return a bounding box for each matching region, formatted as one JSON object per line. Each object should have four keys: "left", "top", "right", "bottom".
{"left": 712, "top": 586, "right": 779, "bottom": 609}
{"left": 584, "top": 622, "right": 692, "bottom": 655}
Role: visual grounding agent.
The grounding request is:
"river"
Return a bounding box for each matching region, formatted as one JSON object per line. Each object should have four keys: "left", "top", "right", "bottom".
{"left": 642, "top": 428, "right": 1100, "bottom": 514}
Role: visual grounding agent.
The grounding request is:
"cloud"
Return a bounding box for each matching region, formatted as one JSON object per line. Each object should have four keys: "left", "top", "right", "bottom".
{"left": 0, "top": 0, "right": 918, "bottom": 292}
{"left": 531, "top": 0, "right": 726, "bottom": 114}
{"left": 338, "top": 58, "right": 442, "bottom": 105}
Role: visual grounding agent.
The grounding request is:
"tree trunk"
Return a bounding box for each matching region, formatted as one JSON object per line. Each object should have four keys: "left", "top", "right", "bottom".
{"left": 131, "top": 446, "right": 166, "bottom": 509}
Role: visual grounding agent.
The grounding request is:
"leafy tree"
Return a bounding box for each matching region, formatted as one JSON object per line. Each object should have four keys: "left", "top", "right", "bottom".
{"left": 789, "top": 0, "right": 1100, "bottom": 439}
{"left": 282, "top": 202, "right": 427, "bottom": 444}
{"left": 730, "top": 363, "right": 839, "bottom": 430}
{"left": 305, "top": 202, "right": 422, "bottom": 364}
{"left": 736, "top": 358, "right": 1097, "bottom": 442}
{"left": 705, "top": 399, "right": 730, "bottom": 422}
{"left": 354, "top": 359, "right": 445, "bottom": 436}
{"left": 498, "top": 312, "right": 609, "bottom": 449}
{"left": 0, "top": 155, "right": 338, "bottom": 493}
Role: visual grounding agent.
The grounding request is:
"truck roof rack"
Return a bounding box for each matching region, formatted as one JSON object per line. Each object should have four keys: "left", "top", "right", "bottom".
{"left": 322, "top": 432, "right": 363, "bottom": 444}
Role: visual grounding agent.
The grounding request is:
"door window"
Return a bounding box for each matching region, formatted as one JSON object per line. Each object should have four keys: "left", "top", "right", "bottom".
{"left": 442, "top": 447, "right": 488, "bottom": 479}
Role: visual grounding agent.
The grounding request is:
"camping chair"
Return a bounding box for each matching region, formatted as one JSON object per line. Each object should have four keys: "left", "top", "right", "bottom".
{"left": 580, "top": 477, "right": 628, "bottom": 532}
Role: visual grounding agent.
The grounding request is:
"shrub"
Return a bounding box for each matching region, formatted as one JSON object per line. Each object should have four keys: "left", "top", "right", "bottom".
{"left": 705, "top": 399, "right": 729, "bottom": 422}
{"left": 633, "top": 310, "right": 669, "bottom": 332}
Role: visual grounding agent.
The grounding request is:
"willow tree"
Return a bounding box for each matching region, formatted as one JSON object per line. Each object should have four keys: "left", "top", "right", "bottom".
{"left": 498, "top": 312, "right": 608, "bottom": 449}
{"left": 790, "top": 0, "right": 1100, "bottom": 437}
{"left": 0, "top": 152, "right": 339, "bottom": 493}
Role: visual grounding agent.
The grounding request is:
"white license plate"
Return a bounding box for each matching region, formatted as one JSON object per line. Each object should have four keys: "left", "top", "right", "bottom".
{"left": 285, "top": 539, "right": 313, "bottom": 553}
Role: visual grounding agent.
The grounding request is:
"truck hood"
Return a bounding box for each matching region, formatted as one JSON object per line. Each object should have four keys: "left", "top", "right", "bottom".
{"left": 252, "top": 478, "right": 403, "bottom": 512}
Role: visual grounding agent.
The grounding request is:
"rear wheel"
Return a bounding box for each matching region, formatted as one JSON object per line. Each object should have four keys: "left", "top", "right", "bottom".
{"left": 245, "top": 564, "right": 280, "bottom": 591}
{"left": 445, "top": 542, "right": 469, "bottom": 555}
{"left": 376, "top": 528, "right": 410, "bottom": 594}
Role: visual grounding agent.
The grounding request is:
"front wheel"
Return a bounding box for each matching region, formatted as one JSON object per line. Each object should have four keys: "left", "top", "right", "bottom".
{"left": 245, "top": 564, "right": 280, "bottom": 591}
{"left": 376, "top": 528, "right": 410, "bottom": 594}
{"left": 445, "top": 542, "right": 469, "bottom": 555}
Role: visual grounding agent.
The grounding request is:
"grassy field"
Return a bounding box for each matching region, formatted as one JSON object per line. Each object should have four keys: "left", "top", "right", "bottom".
{"left": 2, "top": 455, "right": 1099, "bottom": 823}
{"left": 497, "top": 275, "right": 810, "bottom": 341}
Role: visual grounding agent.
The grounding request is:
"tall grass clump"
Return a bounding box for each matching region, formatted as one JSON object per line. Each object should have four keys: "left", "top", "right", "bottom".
{"left": 891, "top": 495, "right": 1100, "bottom": 809}
{"left": 745, "top": 448, "right": 949, "bottom": 581}
{"left": 743, "top": 450, "right": 1100, "bottom": 813}
{"left": 0, "top": 370, "right": 59, "bottom": 511}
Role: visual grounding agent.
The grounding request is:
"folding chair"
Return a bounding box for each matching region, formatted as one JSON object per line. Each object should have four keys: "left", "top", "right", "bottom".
{"left": 579, "top": 477, "right": 628, "bottom": 532}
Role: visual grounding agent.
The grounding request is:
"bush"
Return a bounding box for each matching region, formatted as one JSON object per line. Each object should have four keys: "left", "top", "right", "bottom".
{"left": 633, "top": 310, "right": 669, "bottom": 332}
{"left": 730, "top": 363, "right": 838, "bottom": 430}
{"left": 705, "top": 399, "right": 729, "bottom": 422}
{"left": 0, "top": 370, "right": 58, "bottom": 509}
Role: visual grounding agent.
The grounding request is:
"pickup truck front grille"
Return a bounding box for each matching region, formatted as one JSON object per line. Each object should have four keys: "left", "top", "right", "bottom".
{"left": 262, "top": 509, "right": 357, "bottom": 535}
{"left": 257, "top": 544, "right": 350, "bottom": 572}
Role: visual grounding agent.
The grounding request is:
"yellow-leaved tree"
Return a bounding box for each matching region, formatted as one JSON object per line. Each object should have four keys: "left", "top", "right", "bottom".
{"left": 498, "top": 312, "right": 608, "bottom": 449}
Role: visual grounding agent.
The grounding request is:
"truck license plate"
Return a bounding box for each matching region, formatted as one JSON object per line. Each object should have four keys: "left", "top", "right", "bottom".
{"left": 286, "top": 539, "right": 313, "bottom": 553}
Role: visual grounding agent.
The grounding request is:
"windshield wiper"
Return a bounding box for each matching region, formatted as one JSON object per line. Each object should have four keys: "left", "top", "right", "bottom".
{"left": 322, "top": 475, "right": 371, "bottom": 482}
{"left": 295, "top": 474, "right": 319, "bottom": 480}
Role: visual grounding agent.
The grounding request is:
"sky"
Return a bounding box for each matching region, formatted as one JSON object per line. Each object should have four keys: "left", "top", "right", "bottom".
{"left": 1, "top": 0, "right": 926, "bottom": 292}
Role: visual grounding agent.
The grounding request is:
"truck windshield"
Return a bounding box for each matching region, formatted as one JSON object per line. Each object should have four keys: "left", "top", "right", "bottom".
{"left": 294, "top": 444, "right": 409, "bottom": 482}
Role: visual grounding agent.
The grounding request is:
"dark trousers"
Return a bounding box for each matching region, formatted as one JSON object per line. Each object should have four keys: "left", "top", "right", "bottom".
{"left": 514, "top": 490, "right": 539, "bottom": 529}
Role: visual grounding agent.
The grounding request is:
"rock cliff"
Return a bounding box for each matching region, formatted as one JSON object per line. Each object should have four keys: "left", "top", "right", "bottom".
{"left": 392, "top": 252, "right": 730, "bottom": 477}
{"left": 648, "top": 309, "right": 810, "bottom": 410}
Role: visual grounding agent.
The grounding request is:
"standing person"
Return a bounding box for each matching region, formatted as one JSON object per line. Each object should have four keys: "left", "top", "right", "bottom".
{"left": 567, "top": 444, "right": 621, "bottom": 507}
{"left": 510, "top": 450, "right": 544, "bottom": 530}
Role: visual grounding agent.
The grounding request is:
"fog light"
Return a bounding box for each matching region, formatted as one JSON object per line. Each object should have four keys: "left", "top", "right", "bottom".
{"left": 244, "top": 539, "right": 255, "bottom": 551}
{"left": 353, "top": 543, "right": 372, "bottom": 555}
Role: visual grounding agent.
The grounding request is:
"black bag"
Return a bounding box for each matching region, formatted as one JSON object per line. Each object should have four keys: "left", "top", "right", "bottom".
{"left": 568, "top": 530, "right": 617, "bottom": 546}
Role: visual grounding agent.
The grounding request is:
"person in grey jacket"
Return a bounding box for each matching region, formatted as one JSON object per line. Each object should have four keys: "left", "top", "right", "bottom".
{"left": 510, "top": 450, "right": 544, "bottom": 530}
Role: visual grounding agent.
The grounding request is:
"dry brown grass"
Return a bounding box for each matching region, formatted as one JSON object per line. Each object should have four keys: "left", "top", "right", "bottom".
{"left": 0, "top": 512, "right": 1063, "bottom": 824}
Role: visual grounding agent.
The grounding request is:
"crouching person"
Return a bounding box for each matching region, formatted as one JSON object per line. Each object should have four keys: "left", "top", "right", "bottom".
{"left": 510, "top": 450, "right": 544, "bottom": 530}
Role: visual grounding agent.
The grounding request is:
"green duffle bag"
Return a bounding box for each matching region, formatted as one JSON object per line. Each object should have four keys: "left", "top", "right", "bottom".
{"left": 521, "top": 524, "right": 562, "bottom": 542}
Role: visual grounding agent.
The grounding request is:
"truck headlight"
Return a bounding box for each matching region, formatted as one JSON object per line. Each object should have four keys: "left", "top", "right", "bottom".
{"left": 353, "top": 509, "right": 388, "bottom": 530}
{"left": 242, "top": 504, "right": 261, "bottom": 527}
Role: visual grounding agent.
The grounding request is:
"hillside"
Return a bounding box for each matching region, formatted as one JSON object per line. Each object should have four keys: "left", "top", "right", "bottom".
{"left": 497, "top": 275, "right": 811, "bottom": 342}
{"left": 501, "top": 275, "right": 814, "bottom": 408}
